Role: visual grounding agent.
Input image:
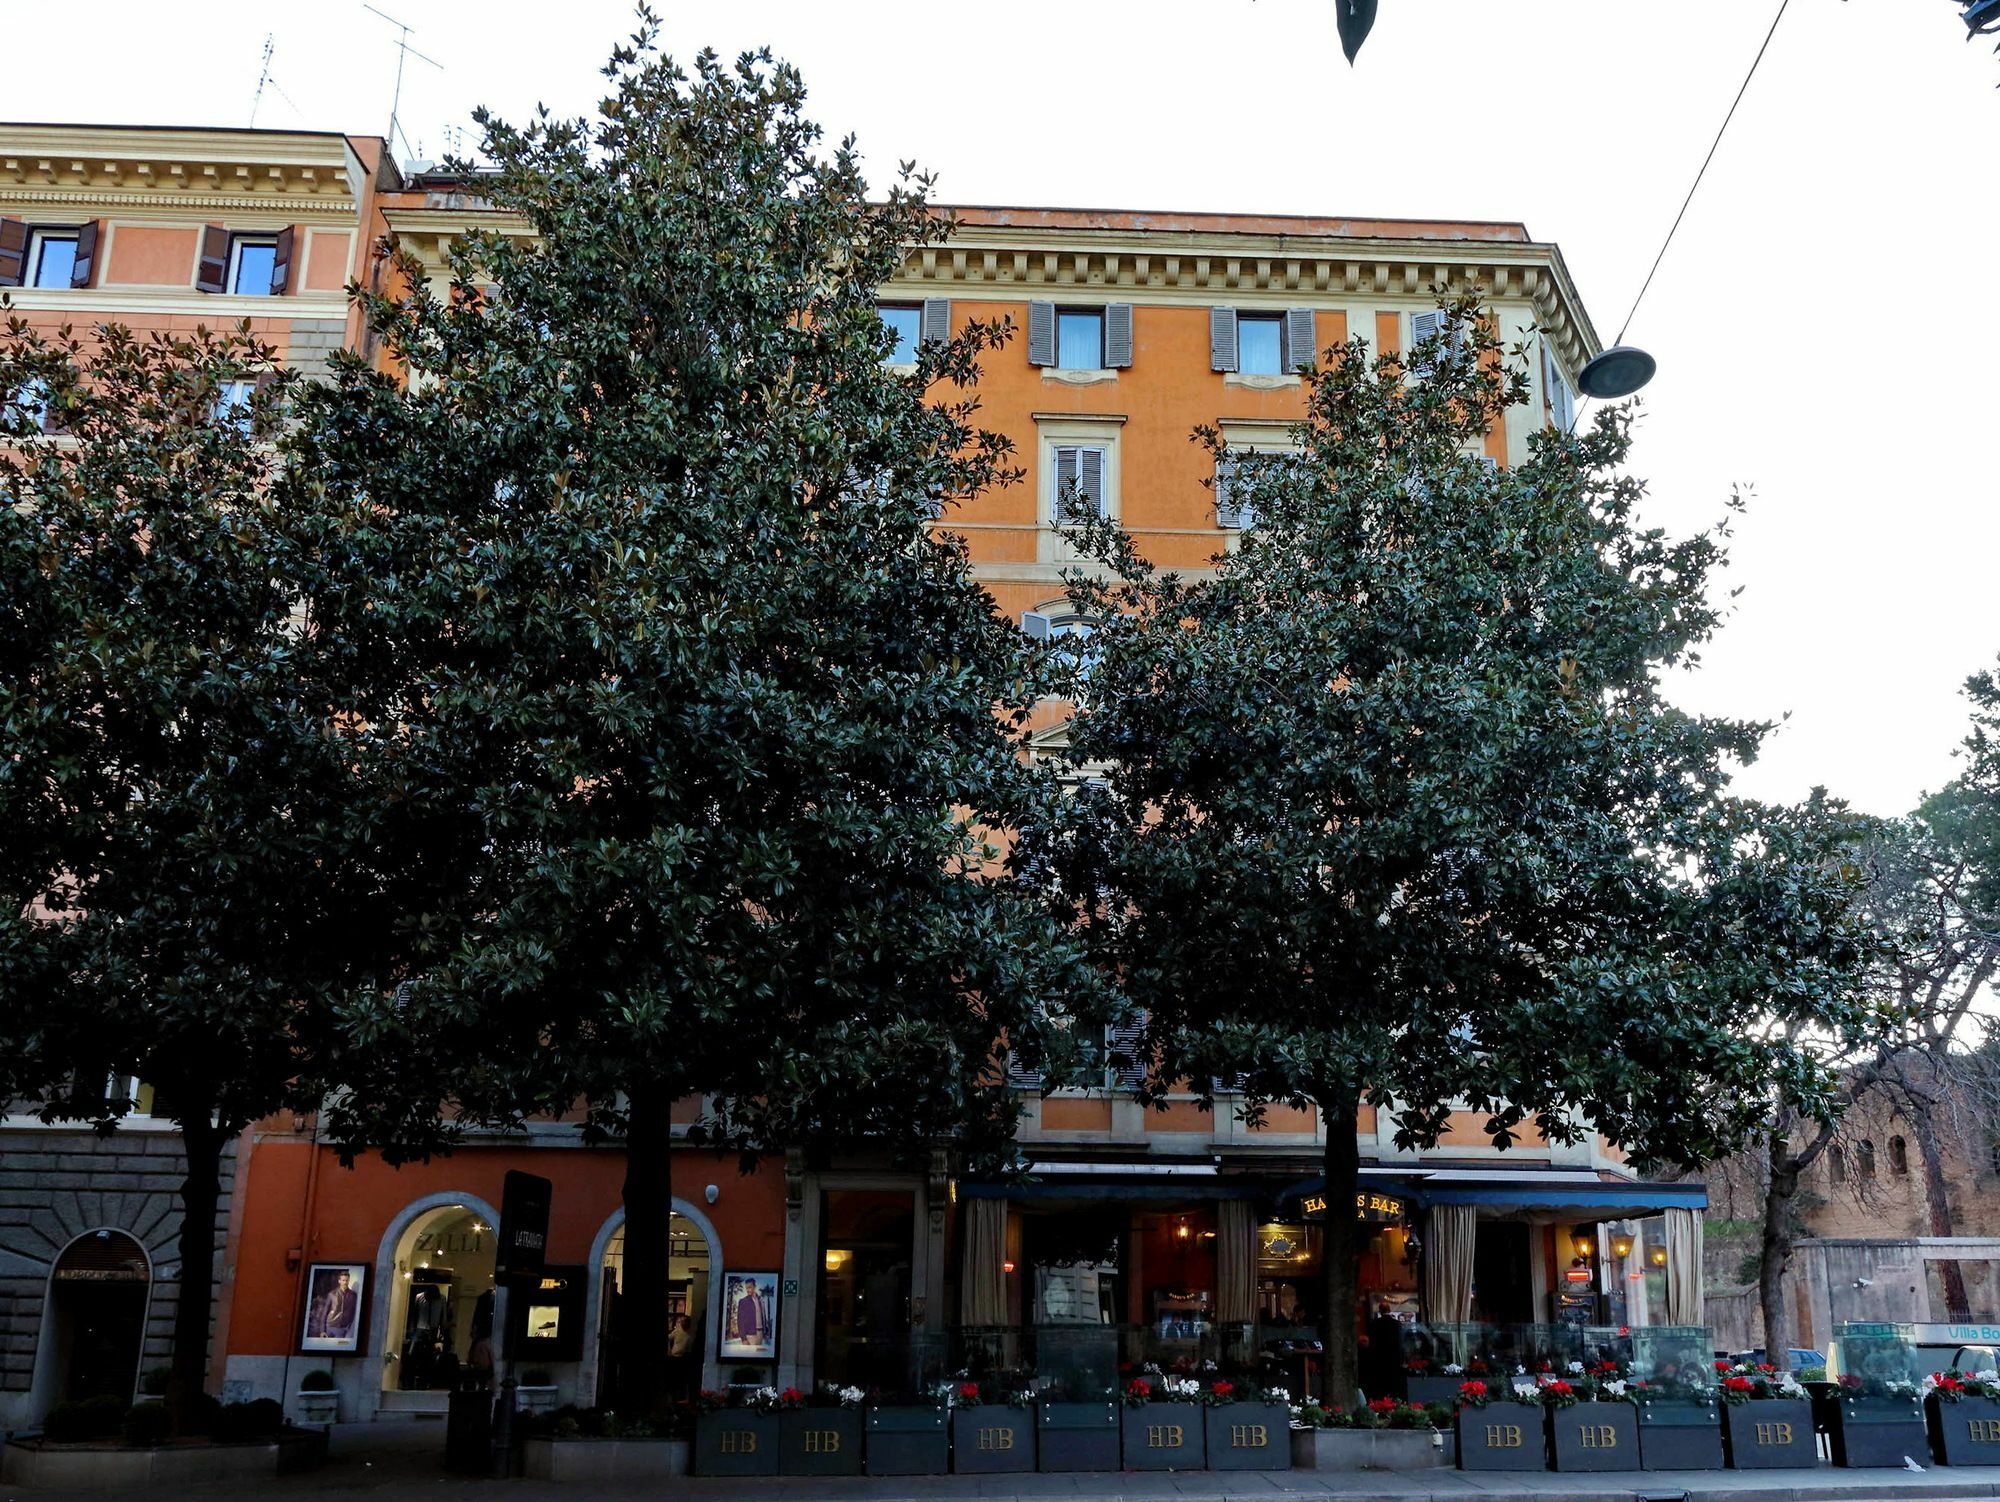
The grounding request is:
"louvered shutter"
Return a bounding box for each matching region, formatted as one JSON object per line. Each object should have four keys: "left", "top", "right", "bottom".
{"left": 196, "top": 225, "right": 229, "bottom": 293}
{"left": 1215, "top": 456, "right": 1252, "bottom": 530}
{"left": 270, "top": 226, "right": 296, "bottom": 295}
{"left": 0, "top": 220, "right": 26, "bottom": 287}
{"left": 921, "top": 297, "right": 951, "bottom": 346}
{"left": 69, "top": 220, "right": 100, "bottom": 288}
{"left": 1077, "top": 446, "right": 1105, "bottom": 517}
{"left": 1283, "top": 308, "right": 1316, "bottom": 371}
{"left": 1027, "top": 300, "right": 1056, "bottom": 366}
{"left": 1006, "top": 1039, "right": 1045, "bottom": 1092}
{"left": 1108, "top": 1016, "right": 1148, "bottom": 1091}
{"left": 1209, "top": 306, "right": 1238, "bottom": 372}
{"left": 1542, "top": 342, "right": 1574, "bottom": 430}
{"left": 1021, "top": 611, "right": 1052, "bottom": 640}
{"left": 1104, "top": 303, "right": 1133, "bottom": 368}
{"left": 1408, "top": 308, "right": 1446, "bottom": 379}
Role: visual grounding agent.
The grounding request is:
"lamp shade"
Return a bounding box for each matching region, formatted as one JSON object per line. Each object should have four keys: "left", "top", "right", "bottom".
{"left": 1577, "top": 345, "right": 1658, "bottom": 400}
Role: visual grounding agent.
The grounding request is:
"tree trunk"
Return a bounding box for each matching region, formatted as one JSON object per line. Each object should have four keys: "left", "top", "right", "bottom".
{"left": 167, "top": 1108, "right": 224, "bottom": 1435}
{"left": 616, "top": 1088, "right": 675, "bottom": 1416}
{"left": 1316, "top": 1085, "right": 1364, "bottom": 1407}
{"left": 1908, "top": 1094, "right": 1972, "bottom": 1318}
{"left": 1758, "top": 1142, "right": 1798, "bottom": 1362}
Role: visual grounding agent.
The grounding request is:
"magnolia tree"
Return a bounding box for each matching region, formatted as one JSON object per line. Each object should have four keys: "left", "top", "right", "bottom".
{"left": 1046, "top": 293, "right": 1878, "bottom": 1403}
{"left": 0, "top": 322, "right": 394, "bottom": 1428}
{"left": 289, "top": 24, "right": 1095, "bottom": 1413}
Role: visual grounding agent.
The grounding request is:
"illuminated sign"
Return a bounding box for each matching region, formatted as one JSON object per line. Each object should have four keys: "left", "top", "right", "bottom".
{"left": 1299, "top": 1192, "right": 1407, "bottom": 1223}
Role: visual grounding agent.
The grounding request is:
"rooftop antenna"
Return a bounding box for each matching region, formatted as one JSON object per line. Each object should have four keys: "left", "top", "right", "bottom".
{"left": 249, "top": 35, "right": 276, "bottom": 127}
{"left": 362, "top": 4, "right": 443, "bottom": 165}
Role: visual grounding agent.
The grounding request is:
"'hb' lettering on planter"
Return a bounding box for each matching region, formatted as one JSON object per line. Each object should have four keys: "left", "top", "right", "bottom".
{"left": 1970, "top": 1419, "right": 2000, "bottom": 1443}
{"left": 1147, "top": 1424, "right": 1184, "bottom": 1448}
{"left": 721, "top": 1430, "right": 757, "bottom": 1454}
{"left": 804, "top": 1429, "right": 840, "bottom": 1453}
{"left": 1579, "top": 1424, "right": 1617, "bottom": 1449}
{"left": 1229, "top": 1424, "right": 1268, "bottom": 1447}
{"left": 977, "top": 1427, "right": 1013, "bottom": 1450}
{"left": 1755, "top": 1421, "right": 1793, "bottom": 1446}
{"left": 1486, "top": 1424, "right": 1523, "bottom": 1447}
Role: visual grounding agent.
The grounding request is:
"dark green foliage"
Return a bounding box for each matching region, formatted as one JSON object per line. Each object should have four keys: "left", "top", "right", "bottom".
{"left": 298, "top": 1369, "right": 337, "bottom": 1393}
{"left": 42, "top": 1394, "right": 128, "bottom": 1443}
{"left": 1050, "top": 290, "right": 1877, "bottom": 1400}
{"left": 211, "top": 1398, "right": 285, "bottom": 1442}
{"left": 121, "top": 1402, "right": 172, "bottom": 1448}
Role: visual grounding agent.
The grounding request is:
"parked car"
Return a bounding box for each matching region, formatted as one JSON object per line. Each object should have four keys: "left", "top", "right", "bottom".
{"left": 1729, "top": 1348, "right": 1824, "bottom": 1374}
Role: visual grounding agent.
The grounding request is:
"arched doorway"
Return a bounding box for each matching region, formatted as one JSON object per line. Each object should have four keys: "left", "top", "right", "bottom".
{"left": 594, "top": 1209, "right": 714, "bottom": 1404}
{"left": 48, "top": 1231, "right": 150, "bottom": 1406}
{"left": 380, "top": 1204, "right": 498, "bottom": 1394}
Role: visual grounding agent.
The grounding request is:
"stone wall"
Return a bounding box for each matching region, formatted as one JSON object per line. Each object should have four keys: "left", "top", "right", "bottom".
{"left": 0, "top": 1124, "right": 237, "bottom": 1432}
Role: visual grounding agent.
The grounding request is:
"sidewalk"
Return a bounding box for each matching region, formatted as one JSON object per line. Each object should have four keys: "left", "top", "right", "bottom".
{"left": 10, "top": 1422, "right": 2000, "bottom": 1501}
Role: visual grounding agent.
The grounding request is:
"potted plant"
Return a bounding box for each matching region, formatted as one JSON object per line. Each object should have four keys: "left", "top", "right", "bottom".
{"left": 294, "top": 1369, "right": 339, "bottom": 1426}
{"left": 1201, "top": 1378, "right": 1290, "bottom": 1471}
{"left": 1926, "top": 1369, "right": 2000, "bottom": 1466}
{"left": 1403, "top": 1357, "right": 1462, "bottom": 1408}
{"left": 1454, "top": 1375, "right": 1548, "bottom": 1471}
{"left": 1035, "top": 1377, "right": 1118, "bottom": 1472}
{"left": 1635, "top": 1363, "right": 1724, "bottom": 1470}
{"left": 1716, "top": 1361, "right": 1817, "bottom": 1468}
{"left": 777, "top": 1384, "right": 863, "bottom": 1475}
{"left": 521, "top": 1403, "right": 693, "bottom": 1482}
{"left": 1119, "top": 1370, "right": 1206, "bottom": 1470}
{"left": 694, "top": 1386, "right": 782, "bottom": 1477}
{"left": 514, "top": 1367, "right": 560, "bottom": 1414}
{"left": 1543, "top": 1364, "right": 1639, "bottom": 1472}
{"left": 864, "top": 1385, "right": 949, "bottom": 1476}
{"left": 1827, "top": 1370, "right": 1927, "bottom": 1467}
{"left": 950, "top": 1376, "right": 1034, "bottom": 1473}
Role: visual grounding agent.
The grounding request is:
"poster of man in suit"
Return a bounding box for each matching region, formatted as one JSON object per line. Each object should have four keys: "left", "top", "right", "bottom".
{"left": 717, "top": 1270, "right": 778, "bottom": 1361}
{"left": 301, "top": 1263, "right": 367, "bottom": 1353}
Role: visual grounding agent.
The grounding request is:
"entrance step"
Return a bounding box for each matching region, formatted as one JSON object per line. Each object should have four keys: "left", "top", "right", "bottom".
{"left": 375, "top": 1390, "right": 449, "bottom": 1416}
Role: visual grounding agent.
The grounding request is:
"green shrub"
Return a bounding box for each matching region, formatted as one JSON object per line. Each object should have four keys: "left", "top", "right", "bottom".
{"left": 121, "top": 1402, "right": 172, "bottom": 1447}
{"left": 43, "top": 1393, "right": 128, "bottom": 1442}
{"left": 212, "top": 1398, "right": 284, "bottom": 1442}
{"left": 298, "top": 1369, "right": 337, "bottom": 1392}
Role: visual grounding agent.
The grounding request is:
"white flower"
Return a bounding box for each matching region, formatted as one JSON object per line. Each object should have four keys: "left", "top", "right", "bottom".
{"left": 1443, "top": 1363, "right": 1464, "bottom": 1375}
{"left": 1514, "top": 1365, "right": 1526, "bottom": 1375}
{"left": 1567, "top": 1362, "right": 1584, "bottom": 1375}
{"left": 1513, "top": 1380, "right": 1539, "bottom": 1398}
{"left": 1604, "top": 1380, "right": 1627, "bottom": 1397}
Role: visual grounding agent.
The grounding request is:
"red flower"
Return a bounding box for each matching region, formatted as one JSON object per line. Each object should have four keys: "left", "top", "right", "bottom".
{"left": 1723, "top": 1376, "right": 1755, "bottom": 1393}
{"left": 1544, "top": 1380, "right": 1574, "bottom": 1397}
{"left": 1405, "top": 1357, "right": 1430, "bottom": 1373}
{"left": 1839, "top": 1374, "right": 1862, "bottom": 1390}
{"left": 1212, "top": 1380, "right": 1235, "bottom": 1398}
{"left": 1756, "top": 1362, "right": 1776, "bottom": 1373}
{"left": 1126, "top": 1378, "right": 1152, "bottom": 1399}
{"left": 1713, "top": 1360, "right": 1732, "bottom": 1373}
{"left": 1459, "top": 1380, "right": 1488, "bottom": 1398}
{"left": 958, "top": 1382, "right": 982, "bottom": 1402}
{"left": 1535, "top": 1361, "right": 1553, "bottom": 1373}
{"left": 779, "top": 1386, "right": 807, "bottom": 1409}
{"left": 1594, "top": 1360, "right": 1618, "bottom": 1375}
{"left": 1368, "top": 1396, "right": 1397, "bottom": 1412}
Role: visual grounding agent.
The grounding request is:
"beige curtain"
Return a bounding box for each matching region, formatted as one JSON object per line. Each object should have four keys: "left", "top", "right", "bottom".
{"left": 1423, "top": 1204, "right": 1477, "bottom": 1327}
{"left": 960, "top": 1198, "right": 1008, "bottom": 1327}
{"left": 1216, "top": 1200, "right": 1256, "bottom": 1325}
{"left": 1664, "top": 1207, "right": 1704, "bottom": 1326}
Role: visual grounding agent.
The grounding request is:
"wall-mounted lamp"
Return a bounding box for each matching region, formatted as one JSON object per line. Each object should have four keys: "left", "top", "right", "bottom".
{"left": 1002, "top": 1260, "right": 1016, "bottom": 1274}
{"left": 824, "top": 1248, "right": 851, "bottom": 1272}
{"left": 1573, "top": 1234, "right": 1595, "bottom": 1259}
{"left": 1649, "top": 1247, "right": 1668, "bottom": 1267}
{"left": 704, "top": 1183, "right": 720, "bottom": 1205}
{"left": 1611, "top": 1234, "right": 1635, "bottom": 1261}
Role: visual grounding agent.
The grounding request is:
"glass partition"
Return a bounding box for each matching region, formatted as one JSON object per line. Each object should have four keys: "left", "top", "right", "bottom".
{"left": 1831, "top": 1322, "right": 1923, "bottom": 1415}
{"left": 1632, "top": 1325, "right": 1718, "bottom": 1426}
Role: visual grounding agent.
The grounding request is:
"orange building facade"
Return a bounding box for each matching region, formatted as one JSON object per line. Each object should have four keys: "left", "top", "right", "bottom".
{"left": 3, "top": 124, "right": 1705, "bottom": 1431}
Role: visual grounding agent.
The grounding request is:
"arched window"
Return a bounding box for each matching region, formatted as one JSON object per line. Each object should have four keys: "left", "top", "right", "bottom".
{"left": 1829, "top": 1146, "right": 1848, "bottom": 1183}
{"left": 1889, "top": 1136, "right": 1909, "bottom": 1175}
{"left": 1856, "top": 1140, "right": 1877, "bottom": 1180}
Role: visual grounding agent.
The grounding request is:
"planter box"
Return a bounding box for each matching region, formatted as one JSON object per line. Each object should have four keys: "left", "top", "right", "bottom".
{"left": 780, "top": 1408, "right": 862, "bottom": 1476}
{"left": 1721, "top": 1399, "right": 1816, "bottom": 1469}
{"left": 865, "top": 1406, "right": 948, "bottom": 1476}
{"left": 1457, "top": 1401, "right": 1548, "bottom": 1471}
{"left": 1639, "top": 1400, "right": 1724, "bottom": 1469}
{"left": 1120, "top": 1405, "right": 1205, "bottom": 1470}
{"left": 1548, "top": 1400, "right": 1638, "bottom": 1471}
{"left": 952, "top": 1405, "right": 1033, "bottom": 1473}
{"left": 694, "top": 1410, "right": 779, "bottom": 1477}
{"left": 1291, "top": 1427, "right": 1450, "bottom": 1470}
{"left": 1929, "top": 1395, "right": 2000, "bottom": 1466}
{"left": 1037, "top": 1401, "right": 1118, "bottom": 1472}
{"left": 293, "top": 1389, "right": 339, "bottom": 1426}
{"left": 1830, "top": 1396, "right": 1926, "bottom": 1468}
{"left": 522, "top": 1437, "right": 690, "bottom": 1482}
{"left": 3, "top": 1434, "right": 324, "bottom": 1489}
{"left": 1205, "top": 1403, "right": 1290, "bottom": 1471}
{"left": 1406, "top": 1376, "right": 1463, "bottom": 1408}
{"left": 512, "top": 1385, "right": 559, "bottom": 1414}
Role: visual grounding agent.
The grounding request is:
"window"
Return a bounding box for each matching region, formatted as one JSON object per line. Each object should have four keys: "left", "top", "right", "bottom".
{"left": 213, "top": 379, "right": 256, "bottom": 432}
{"left": 1856, "top": 1140, "right": 1877, "bottom": 1180}
{"left": 1889, "top": 1136, "right": 1909, "bottom": 1175}
{"left": 230, "top": 237, "right": 279, "bottom": 296}
{"left": 1543, "top": 340, "right": 1576, "bottom": 430}
{"left": 1052, "top": 444, "right": 1107, "bottom": 522}
{"left": 879, "top": 304, "right": 922, "bottom": 365}
{"left": 1057, "top": 309, "right": 1103, "bottom": 371}
{"left": 1022, "top": 611, "right": 1101, "bottom": 686}
{"left": 1237, "top": 314, "right": 1284, "bottom": 375}
{"left": 1829, "top": 1146, "right": 1847, "bottom": 1183}
{"left": 1216, "top": 451, "right": 1287, "bottom": 530}
{"left": 28, "top": 230, "right": 78, "bottom": 289}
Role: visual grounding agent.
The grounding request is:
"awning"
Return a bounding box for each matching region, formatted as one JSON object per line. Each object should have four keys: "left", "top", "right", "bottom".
{"left": 1278, "top": 1168, "right": 1706, "bottom": 1219}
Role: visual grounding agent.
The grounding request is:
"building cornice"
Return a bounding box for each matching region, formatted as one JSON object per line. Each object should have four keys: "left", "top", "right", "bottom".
{"left": 0, "top": 125, "right": 365, "bottom": 213}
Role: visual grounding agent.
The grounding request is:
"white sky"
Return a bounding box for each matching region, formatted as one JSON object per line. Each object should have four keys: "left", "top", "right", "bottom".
{"left": 9, "top": 0, "right": 1996, "bottom": 817}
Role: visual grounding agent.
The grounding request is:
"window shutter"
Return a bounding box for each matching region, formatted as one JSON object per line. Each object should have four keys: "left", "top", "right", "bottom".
{"left": 0, "top": 219, "right": 26, "bottom": 288}
{"left": 69, "top": 220, "right": 100, "bottom": 288}
{"left": 1108, "top": 1017, "right": 1148, "bottom": 1091}
{"left": 196, "top": 225, "right": 229, "bottom": 294}
{"left": 921, "top": 297, "right": 951, "bottom": 346}
{"left": 270, "top": 226, "right": 296, "bottom": 295}
{"left": 1283, "top": 308, "right": 1316, "bottom": 371}
{"left": 1542, "top": 341, "right": 1574, "bottom": 430}
{"left": 1215, "top": 456, "right": 1252, "bottom": 530}
{"left": 1006, "top": 1047, "right": 1045, "bottom": 1091}
{"left": 1209, "top": 306, "right": 1238, "bottom": 372}
{"left": 1027, "top": 300, "right": 1056, "bottom": 366}
{"left": 1103, "top": 303, "right": 1133, "bottom": 368}
{"left": 1078, "top": 446, "right": 1105, "bottom": 517}
{"left": 1020, "top": 611, "right": 1052, "bottom": 641}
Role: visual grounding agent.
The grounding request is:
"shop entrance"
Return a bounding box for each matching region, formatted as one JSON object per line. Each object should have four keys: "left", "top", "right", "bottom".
{"left": 597, "top": 1212, "right": 711, "bottom": 1404}
{"left": 816, "top": 1189, "right": 916, "bottom": 1392}
{"left": 382, "top": 1205, "right": 497, "bottom": 1392}
{"left": 47, "top": 1232, "right": 150, "bottom": 1406}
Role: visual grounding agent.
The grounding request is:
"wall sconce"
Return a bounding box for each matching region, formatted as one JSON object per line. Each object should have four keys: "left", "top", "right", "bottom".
{"left": 824, "top": 1248, "right": 851, "bottom": 1272}
{"left": 1176, "top": 1220, "right": 1191, "bottom": 1241}
{"left": 1002, "top": 1260, "right": 1016, "bottom": 1274}
{"left": 1611, "top": 1234, "right": 1635, "bottom": 1261}
{"left": 1573, "top": 1234, "right": 1595, "bottom": 1259}
{"left": 1649, "top": 1247, "right": 1668, "bottom": 1267}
